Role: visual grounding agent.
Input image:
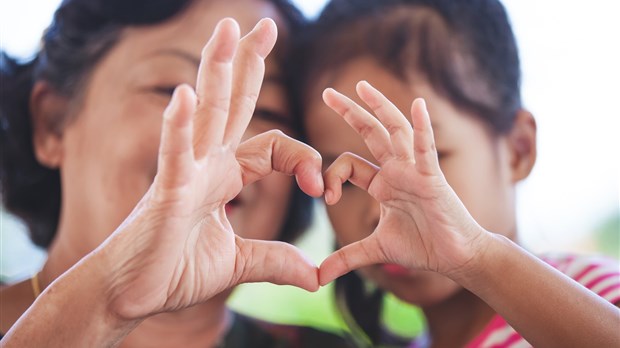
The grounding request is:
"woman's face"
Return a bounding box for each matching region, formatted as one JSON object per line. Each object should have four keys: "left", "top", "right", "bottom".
{"left": 305, "top": 58, "right": 519, "bottom": 307}
{"left": 55, "top": 0, "right": 295, "bottom": 253}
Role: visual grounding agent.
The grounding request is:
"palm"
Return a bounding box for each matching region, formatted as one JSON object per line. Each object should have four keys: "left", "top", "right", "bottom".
{"left": 370, "top": 160, "right": 458, "bottom": 271}
{"left": 103, "top": 19, "right": 322, "bottom": 320}
{"left": 319, "top": 82, "right": 482, "bottom": 285}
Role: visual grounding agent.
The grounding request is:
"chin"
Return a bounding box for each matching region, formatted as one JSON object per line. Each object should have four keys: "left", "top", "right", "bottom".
{"left": 376, "top": 271, "right": 462, "bottom": 308}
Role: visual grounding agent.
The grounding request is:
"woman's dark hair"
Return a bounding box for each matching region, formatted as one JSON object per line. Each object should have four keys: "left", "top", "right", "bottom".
{"left": 0, "top": 0, "right": 309, "bottom": 248}
{"left": 293, "top": 0, "right": 521, "bottom": 345}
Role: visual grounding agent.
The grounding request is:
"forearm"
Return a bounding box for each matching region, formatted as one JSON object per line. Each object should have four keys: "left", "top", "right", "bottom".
{"left": 2, "top": 251, "right": 140, "bottom": 347}
{"left": 455, "top": 232, "right": 620, "bottom": 347}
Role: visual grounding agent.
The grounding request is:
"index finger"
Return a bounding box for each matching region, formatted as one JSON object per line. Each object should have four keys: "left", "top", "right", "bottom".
{"left": 236, "top": 130, "right": 324, "bottom": 197}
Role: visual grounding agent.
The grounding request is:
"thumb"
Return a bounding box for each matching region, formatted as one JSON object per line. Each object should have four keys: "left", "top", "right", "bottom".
{"left": 318, "top": 235, "right": 384, "bottom": 286}
{"left": 234, "top": 237, "right": 320, "bottom": 292}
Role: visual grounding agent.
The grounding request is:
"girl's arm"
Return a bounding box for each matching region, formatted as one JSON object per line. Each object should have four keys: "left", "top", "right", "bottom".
{"left": 318, "top": 80, "right": 620, "bottom": 347}
{"left": 458, "top": 231, "right": 619, "bottom": 347}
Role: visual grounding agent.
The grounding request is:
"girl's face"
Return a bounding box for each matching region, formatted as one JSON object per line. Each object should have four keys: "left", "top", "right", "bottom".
{"left": 305, "top": 57, "right": 520, "bottom": 306}
{"left": 49, "top": 0, "right": 295, "bottom": 253}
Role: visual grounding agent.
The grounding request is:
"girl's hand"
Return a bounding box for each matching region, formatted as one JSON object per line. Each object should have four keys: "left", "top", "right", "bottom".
{"left": 319, "top": 81, "right": 487, "bottom": 285}
{"left": 98, "top": 18, "right": 323, "bottom": 320}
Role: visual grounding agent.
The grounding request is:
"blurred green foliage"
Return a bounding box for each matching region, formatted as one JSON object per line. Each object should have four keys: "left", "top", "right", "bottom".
{"left": 595, "top": 213, "right": 620, "bottom": 259}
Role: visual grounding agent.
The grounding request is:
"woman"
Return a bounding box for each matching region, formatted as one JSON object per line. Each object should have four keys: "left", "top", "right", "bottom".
{"left": 0, "top": 0, "right": 348, "bottom": 346}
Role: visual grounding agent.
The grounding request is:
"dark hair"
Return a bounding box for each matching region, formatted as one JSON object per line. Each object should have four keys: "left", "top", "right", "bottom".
{"left": 0, "top": 0, "right": 309, "bottom": 248}
{"left": 293, "top": 0, "right": 522, "bottom": 345}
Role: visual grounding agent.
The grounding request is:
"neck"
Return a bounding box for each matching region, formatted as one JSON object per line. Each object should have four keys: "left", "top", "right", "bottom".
{"left": 422, "top": 289, "right": 496, "bottom": 348}
{"left": 40, "top": 234, "right": 87, "bottom": 291}
{"left": 121, "top": 293, "right": 233, "bottom": 348}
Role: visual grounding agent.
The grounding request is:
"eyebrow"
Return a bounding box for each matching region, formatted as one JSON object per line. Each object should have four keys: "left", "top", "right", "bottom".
{"left": 151, "top": 49, "right": 201, "bottom": 66}
{"left": 150, "top": 49, "right": 284, "bottom": 82}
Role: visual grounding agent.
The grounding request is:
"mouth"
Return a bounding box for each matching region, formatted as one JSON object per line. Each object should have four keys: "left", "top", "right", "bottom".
{"left": 225, "top": 195, "right": 242, "bottom": 214}
{"left": 381, "top": 263, "right": 412, "bottom": 277}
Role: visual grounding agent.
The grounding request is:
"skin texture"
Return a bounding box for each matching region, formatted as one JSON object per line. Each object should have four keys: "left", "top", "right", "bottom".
{"left": 1, "top": 1, "right": 321, "bottom": 347}
{"left": 304, "top": 58, "right": 620, "bottom": 347}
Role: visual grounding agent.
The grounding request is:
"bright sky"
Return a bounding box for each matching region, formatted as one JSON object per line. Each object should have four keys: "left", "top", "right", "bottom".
{"left": 1, "top": 0, "right": 618, "bottom": 257}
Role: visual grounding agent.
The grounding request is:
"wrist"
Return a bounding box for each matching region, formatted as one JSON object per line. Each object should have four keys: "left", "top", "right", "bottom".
{"left": 443, "top": 224, "right": 495, "bottom": 283}
{"left": 4, "top": 249, "right": 142, "bottom": 346}
{"left": 74, "top": 248, "right": 142, "bottom": 335}
{"left": 447, "top": 231, "right": 516, "bottom": 291}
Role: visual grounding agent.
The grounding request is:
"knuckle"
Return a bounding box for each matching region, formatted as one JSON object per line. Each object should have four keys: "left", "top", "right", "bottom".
{"left": 196, "top": 96, "right": 229, "bottom": 114}
{"left": 266, "top": 129, "right": 285, "bottom": 137}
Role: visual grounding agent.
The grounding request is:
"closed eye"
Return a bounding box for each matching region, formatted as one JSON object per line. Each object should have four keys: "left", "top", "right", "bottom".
{"left": 152, "top": 86, "right": 177, "bottom": 97}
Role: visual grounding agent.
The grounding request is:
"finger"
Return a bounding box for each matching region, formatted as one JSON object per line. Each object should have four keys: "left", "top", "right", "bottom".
{"left": 236, "top": 130, "right": 324, "bottom": 197}
{"left": 193, "top": 18, "right": 240, "bottom": 157}
{"left": 411, "top": 98, "right": 441, "bottom": 175}
{"left": 356, "top": 80, "right": 414, "bottom": 159}
{"left": 319, "top": 235, "right": 384, "bottom": 286}
{"left": 324, "top": 152, "right": 379, "bottom": 205}
{"left": 156, "top": 85, "right": 197, "bottom": 189}
{"left": 322, "top": 88, "right": 394, "bottom": 164}
{"left": 236, "top": 237, "right": 319, "bottom": 292}
{"left": 224, "top": 18, "right": 278, "bottom": 147}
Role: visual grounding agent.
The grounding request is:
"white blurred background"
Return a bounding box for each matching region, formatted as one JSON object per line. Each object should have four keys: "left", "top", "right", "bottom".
{"left": 1, "top": 0, "right": 619, "bottom": 283}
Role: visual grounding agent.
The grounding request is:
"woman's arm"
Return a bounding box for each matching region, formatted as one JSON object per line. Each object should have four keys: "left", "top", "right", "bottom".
{"left": 2, "top": 251, "right": 139, "bottom": 347}
{"left": 318, "top": 80, "right": 620, "bottom": 347}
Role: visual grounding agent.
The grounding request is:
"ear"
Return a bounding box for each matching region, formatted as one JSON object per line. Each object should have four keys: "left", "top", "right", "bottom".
{"left": 30, "top": 81, "right": 69, "bottom": 168}
{"left": 507, "top": 109, "right": 537, "bottom": 182}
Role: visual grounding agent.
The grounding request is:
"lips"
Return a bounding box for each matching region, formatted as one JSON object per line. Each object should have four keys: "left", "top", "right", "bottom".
{"left": 381, "top": 263, "right": 411, "bottom": 277}
{"left": 225, "top": 195, "right": 242, "bottom": 214}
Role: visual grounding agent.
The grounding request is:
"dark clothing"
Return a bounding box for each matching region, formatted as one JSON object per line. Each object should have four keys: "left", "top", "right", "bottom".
{"left": 0, "top": 312, "right": 354, "bottom": 347}
{"left": 225, "top": 313, "right": 353, "bottom": 348}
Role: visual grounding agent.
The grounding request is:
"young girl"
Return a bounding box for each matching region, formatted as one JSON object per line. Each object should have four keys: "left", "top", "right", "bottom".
{"left": 296, "top": 0, "right": 620, "bottom": 346}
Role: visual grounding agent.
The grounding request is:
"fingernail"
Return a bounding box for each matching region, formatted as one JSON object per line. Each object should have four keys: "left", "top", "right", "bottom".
{"left": 317, "top": 173, "right": 325, "bottom": 193}
{"left": 325, "top": 189, "right": 332, "bottom": 204}
{"left": 418, "top": 98, "right": 427, "bottom": 109}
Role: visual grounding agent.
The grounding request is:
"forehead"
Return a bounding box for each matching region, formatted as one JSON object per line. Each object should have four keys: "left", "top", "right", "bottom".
{"left": 120, "top": 0, "right": 288, "bottom": 62}
{"left": 303, "top": 58, "right": 410, "bottom": 162}
{"left": 304, "top": 57, "right": 493, "bottom": 157}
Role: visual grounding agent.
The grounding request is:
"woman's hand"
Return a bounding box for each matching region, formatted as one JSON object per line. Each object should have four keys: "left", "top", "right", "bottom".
{"left": 319, "top": 81, "right": 487, "bottom": 285}
{"left": 99, "top": 18, "right": 323, "bottom": 320}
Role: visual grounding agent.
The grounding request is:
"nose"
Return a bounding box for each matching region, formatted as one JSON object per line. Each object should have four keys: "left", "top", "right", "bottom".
{"left": 363, "top": 194, "right": 381, "bottom": 232}
{"left": 240, "top": 127, "right": 258, "bottom": 143}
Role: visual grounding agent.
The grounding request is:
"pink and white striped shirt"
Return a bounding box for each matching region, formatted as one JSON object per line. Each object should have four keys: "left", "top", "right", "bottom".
{"left": 465, "top": 254, "right": 620, "bottom": 348}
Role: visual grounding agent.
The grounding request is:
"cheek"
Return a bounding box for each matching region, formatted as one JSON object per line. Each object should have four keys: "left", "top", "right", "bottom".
{"left": 240, "top": 173, "right": 293, "bottom": 240}
{"left": 441, "top": 150, "right": 511, "bottom": 233}
{"left": 67, "top": 98, "right": 163, "bottom": 213}
{"left": 121, "top": 99, "right": 165, "bottom": 176}
{"left": 326, "top": 188, "right": 375, "bottom": 246}
{"left": 261, "top": 173, "right": 293, "bottom": 209}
